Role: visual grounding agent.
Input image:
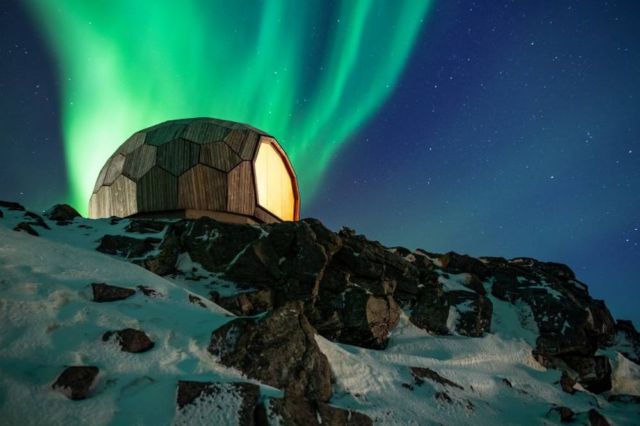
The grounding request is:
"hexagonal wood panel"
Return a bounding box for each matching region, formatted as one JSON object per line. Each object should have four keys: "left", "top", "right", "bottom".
{"left": 89, "top": 117, "right": 299, "bottom": 223}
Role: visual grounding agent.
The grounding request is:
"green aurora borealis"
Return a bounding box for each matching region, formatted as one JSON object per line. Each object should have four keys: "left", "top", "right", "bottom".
{"left": 25, "top": 0, "right": 432, "bottom": 213}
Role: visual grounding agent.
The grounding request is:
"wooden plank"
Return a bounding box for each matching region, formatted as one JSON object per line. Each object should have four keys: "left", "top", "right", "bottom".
{"left": 104, "top": 154, "right": 126, "bottom": 186}
{"left": 254, "top": 206, "right": 281, "bottom": 224}
{"left": 239, "top": 132, "right": 259, "bottom": 160}
{"left": 115, "top": 132, "right": 145, "bottom": 155}
{"left": 144, "top": 122, "right": 188, "bottom": 146}
{"left": 123, "top": 144, "right": 156, "bottom": 180}
{"left": 157, "top": 138, "right": 200, "bottom": 176}
{"left": 200, "top": 141, "right": 241, "bottom": 172}
{"left": 136, "top": 166, "right": 178, "bottom": 212}
{"left": 224, "top": 128, "right": 247, "bottom": 154}
{"left": 89, "top": 186, "right": 111, "bottom": 218}
{"left": 227, "top": 161, "right": 255, "bottom": 215}
{"left": 183, "top": 121, "right": 230, "bottom": 144}
{"left": 177, "top": 164, "right": 227, "bottom": 211}
{"left": 93, "top": 158, "right": 112, "bottom": 193}
{"left": 109, "top": 175, "right": 137, "bottom": 217}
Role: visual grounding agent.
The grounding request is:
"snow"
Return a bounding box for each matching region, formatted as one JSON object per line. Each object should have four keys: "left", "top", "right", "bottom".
{"left": 1, "top": 207, "right": 639, "bottom": 425}
{"left": 0, "top": 226, "right": 238, "bottom": 424}
{"left": 438, "top": 273, "right": 475, "bottom": 293}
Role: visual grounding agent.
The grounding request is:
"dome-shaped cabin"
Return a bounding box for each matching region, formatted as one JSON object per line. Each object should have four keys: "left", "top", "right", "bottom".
{"left": 89, "top": 118, "right": 299, "bottom": 224}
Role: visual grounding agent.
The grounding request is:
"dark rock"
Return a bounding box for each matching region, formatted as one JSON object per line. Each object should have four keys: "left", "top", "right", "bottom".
{"left": 91, "top": 282, "right": 136, "bottom": 302}
{"left": 188, "top": 294, "right": 206, "bottom": 307}
{"left": 563, "top": 355, "right": 612, "bottom": 394}
{"left": 102, "top": 328, "right": 154, "bottom": 353}
{"left": 125, "top": 219, "right": 167, "bottom": 234}
{"left": 559, "top": 371, "right": 576, "bottom": 394}
{"left": 97, "top": 235, "right": 160, "bottom": 259}
{"left": 588, "top": 409, "right": 611, "bottom": 426}
{"left": 0, "top": 200, "right": 25, "bottom": 211}
{"left": 434, "top": 391, "right": 453, "bottom": 403}
{"left": 409, "top": 283, "right": 492, "bottom": 337}
{"left": 176, "top": 380, "right": 259, "bottom": 426}
{"left": 52, "top": 366, "right": 99, "bottom": 400}
{"left": 23, "top": 211, "right": 51, "bottom": 229}
{"left": 212, "top": 289, "right": 273, "bottom": 316}
{"left": 445, "top": 291, "right": 492, "bottom": 337}
{"left": 45, "top": 204, "right": 80, "bottom": 223}
{"left": 13, "top": 222, "right": 39, "bottom": 236}
{"left": 0, "top": 209, "right": 3, "bottom": 218}
{"left": 612, "top": 319, "right": 640, "bottom": 364}
{"left": 608, "top": 394, "right": 640, "bottom": 404}
{"left": 548, "top": 406, "right": 575, "bottom": 423}
{"left": 501, "top": 378, "right": 513, "bottom": 388}
{"left": 439, "top": 252, "right": 491, "bottom": 280}
{"left": 410, "top": 367, "right": 464, "bottom": 390}
{"left": 136, "top": 285, "right": 161, "bottom": 297}
{"left": 259, "top": 396, "right": 373, "bottom": 426}
{"left": 310, "top": 287, "right": 400, "bottom": 349}
{"left": 208, "top": 302, "right": 332, "bottom": 401}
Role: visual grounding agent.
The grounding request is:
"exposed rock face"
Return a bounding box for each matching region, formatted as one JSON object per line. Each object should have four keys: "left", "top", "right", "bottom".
{"left": 612, "top": 320, "right": 640, "bottom": 364}
{"left": 208, "top": 302, "right": 332, "bottom": 402}
{"left": 588, "top": 409, "right": 611, "bottom": 426}
{"left": 176, "top": 381, "right": 259, "bottom": 425}
{"left": 97, "top": 235, "right": 161, "bottom": 259}
{"left": 410, "top": 367, "right": 464, "bottom": 390}
{"left": 103, "top": 328, "right": 154, "bottom": 353}
{"left": 474, "top": 256, "right": 617, "bottom": 393}
{"left": 0, "top": 200, "right": 25, "bottom": 211}
{"left": 44, "top": 204, "right": 80, "bottom": 224}
{"left": 85, "top": 213, "right": 624, "bottom": 396}
{"left": 91, "top": 283, "right": 136, "bottom": 302}
{"left": 548, "top": 406, "right": 575, "bottom": 423}
{"left": 258, "top": 396, "right": 373, "bottom": 426}
{"left": 52, "top": 366, "right": 99, "bottom": 400}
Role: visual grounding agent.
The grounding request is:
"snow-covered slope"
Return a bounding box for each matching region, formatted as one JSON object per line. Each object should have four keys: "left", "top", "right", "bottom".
{"left": 0, "top": 202, "right": 638, "bottom": 425}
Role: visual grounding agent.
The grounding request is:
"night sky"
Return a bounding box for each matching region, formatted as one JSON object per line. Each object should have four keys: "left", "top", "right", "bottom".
{"left": 1, "top": 1, "right": 638, "bottom": 325}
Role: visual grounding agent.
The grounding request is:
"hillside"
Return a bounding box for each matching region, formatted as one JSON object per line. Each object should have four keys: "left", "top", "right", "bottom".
{"left": 0, "top": 201, "right": 638, "bottom": 425}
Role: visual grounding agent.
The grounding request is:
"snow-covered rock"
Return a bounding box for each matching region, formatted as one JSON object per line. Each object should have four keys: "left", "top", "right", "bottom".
{"left": 0, "top": 201, "right": 638, "bottom": 425}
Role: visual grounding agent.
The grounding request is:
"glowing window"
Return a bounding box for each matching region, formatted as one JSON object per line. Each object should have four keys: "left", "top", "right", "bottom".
{"left": 254, "top": 138, "right": 295, "bottom": 221}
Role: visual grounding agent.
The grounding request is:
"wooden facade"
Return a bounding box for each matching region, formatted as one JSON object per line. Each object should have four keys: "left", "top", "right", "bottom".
{"left": 89, "top": 118, "right": 300, "bottom": 224}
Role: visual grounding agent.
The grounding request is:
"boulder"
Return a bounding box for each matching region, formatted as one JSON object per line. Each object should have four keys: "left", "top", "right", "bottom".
{"left": 548, "top": 406, "right": 575, "bottom": 423}
{"left": 13, "top": 222, "right": 40, "bottom": 236}
{"left": 410, "top": 367, "right": 463, "bottom": 390}
{"left": 52, "top": 366, "right": 99, "bottom": 400}
{"left": 97, "top": 235, "right": 160, "bottom": 259}
{"left": 91, "top": 282, "right": 136, "bottom": 302}
{"left": 124, "top": 219, "right": 167, "bottom": 234}
{"left": 103, "top": 328, "right": 154, "bottom": 353}
{"left": 44, "top": 204, "right": 80, "bottom": 224}
{"left": 258, "top": 396, "right": 373, "bottom": 426}
{"left": 176, "top": 381, "right": 259, "bottom": 426}
{"left": 208, "top": 302, "right": 332, "bottom": 401}
{"left": 0, "top": 200, "right": 25, "bottom": 211}
{"left": 612, "top": 319, "right": 640, "bottom": 364}
{"left": 211, "top": 289, "right": 273, "bottom": 316}
{"left": 588, "top": 409, "right": 611, "bottom": 426}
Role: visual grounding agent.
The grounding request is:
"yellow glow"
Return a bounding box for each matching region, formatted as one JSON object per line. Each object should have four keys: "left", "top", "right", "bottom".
{"left": 255, "top": 138, "right": 295, "bottom": 221}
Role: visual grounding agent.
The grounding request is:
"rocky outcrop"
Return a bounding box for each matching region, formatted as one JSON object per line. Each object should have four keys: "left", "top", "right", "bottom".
{"left": 52, "top": 366, "right": 99, "bottom": 400}
{"left": 208, "top": 302, "right": 332, "bottom": 402}
{"left": 103, "top": 328, "right": 154, "bottom": 353}
{"left": 258, "top": 396, "right": 373, "bottom": 426}
{"left": 44, "top": 204, "right": 80, "bottom": 224}
{"left": 410, "top": 367, "right": 464, "bottom": 390}
{"left": 97, "top": 235, "right": 161, "bottom": 259}
{"left": 612, "top": 320, "right": 640, "bottom": 364}
{"left": 91, "top": 283, "right": 136, "bottom": 302}
{"left": 85, "top": 213, "right": 626, "bottom": 396}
